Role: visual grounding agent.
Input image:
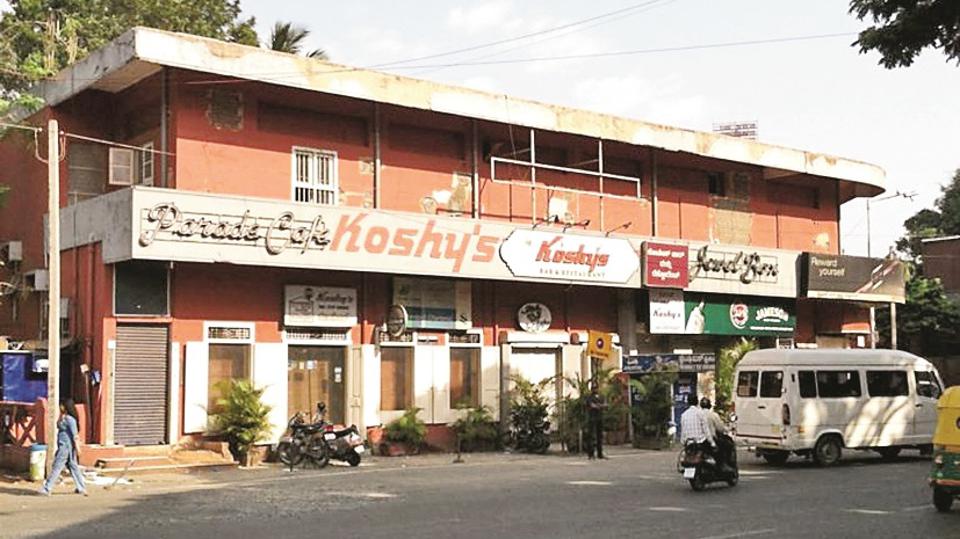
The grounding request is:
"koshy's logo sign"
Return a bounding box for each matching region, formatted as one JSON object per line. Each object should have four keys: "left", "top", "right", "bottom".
{"left": 643, "top": 242, "right": 689, "bottom": 288}
{"left": 138, "top": 203, "right": 499, "bottom": 273}
{"left": 499, "top": 229, "right": 640, "bottom": 284}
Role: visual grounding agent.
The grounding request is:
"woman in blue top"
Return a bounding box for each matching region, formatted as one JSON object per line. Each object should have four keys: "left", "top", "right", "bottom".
{"left": 39, "top": 399, "right": 87, "bottom": 496}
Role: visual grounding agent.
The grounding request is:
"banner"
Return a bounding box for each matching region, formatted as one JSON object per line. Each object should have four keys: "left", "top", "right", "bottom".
{"left": 393, "top": 277, "right": 472, "bottom": 330}
{"left": 650, "top": 293, "right": 795, "bottom": 335}
{"left": 622, "top": 353, "right": 715, "bottom": 374}
{"left": 803, "top": 253, "right": 906, "bottom": 303}
{"left": 642, "top": 242, "right": 689, "bottom": 288}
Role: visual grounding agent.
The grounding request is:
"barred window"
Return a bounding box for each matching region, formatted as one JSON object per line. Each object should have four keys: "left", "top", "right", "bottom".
{"left": 293, "top": 148, "right": 338, "bottom": 205}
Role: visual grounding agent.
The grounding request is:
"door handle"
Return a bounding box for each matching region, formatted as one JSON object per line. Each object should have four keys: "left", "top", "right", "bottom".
{"left": 916, "top": 403, "right": 924, "bottom": 408}
{"left": 757, "top": 405, "right": 767, "bottom": 410}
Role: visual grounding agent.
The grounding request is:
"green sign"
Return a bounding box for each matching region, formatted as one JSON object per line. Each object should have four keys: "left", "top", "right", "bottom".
{"left": 683, "top": 295, "right": 795, "bottom": 335}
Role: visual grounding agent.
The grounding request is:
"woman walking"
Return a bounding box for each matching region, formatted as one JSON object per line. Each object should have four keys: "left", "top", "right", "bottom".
{"left": 38, "top": 399, "right": 87, "bottom": 496}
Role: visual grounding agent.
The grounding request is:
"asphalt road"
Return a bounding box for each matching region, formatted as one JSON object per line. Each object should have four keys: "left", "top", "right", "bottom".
{"left": 1, "top": 448, "right": 954, "bottom": 539}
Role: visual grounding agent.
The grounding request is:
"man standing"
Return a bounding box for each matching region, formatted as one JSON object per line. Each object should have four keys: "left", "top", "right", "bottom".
{"left": 679, "top": 393, "right": 713, "bottom": 447}
{"left": 585, "top": 383, "right": 607, "bottom": 459}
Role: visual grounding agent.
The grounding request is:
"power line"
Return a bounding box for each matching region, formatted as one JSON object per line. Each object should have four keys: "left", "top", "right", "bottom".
{"left": 369, "top": 0, "right": 672, "bottom": 69}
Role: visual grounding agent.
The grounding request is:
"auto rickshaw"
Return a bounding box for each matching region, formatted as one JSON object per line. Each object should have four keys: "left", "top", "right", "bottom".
{"left": 930, "top": 386, "right": 960, "bottom": 512}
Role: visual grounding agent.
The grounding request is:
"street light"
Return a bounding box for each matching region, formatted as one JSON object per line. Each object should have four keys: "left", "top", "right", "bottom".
{"left": 864, "top": 189, "right": 915, "bottom": 351}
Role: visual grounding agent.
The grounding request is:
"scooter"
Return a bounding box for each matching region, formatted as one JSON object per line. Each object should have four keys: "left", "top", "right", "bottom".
{"left": 321, "top": 423, "right": 365, "bottom": 467}
{"left": 678, "top": 436, "right": 739, "bottom": 491}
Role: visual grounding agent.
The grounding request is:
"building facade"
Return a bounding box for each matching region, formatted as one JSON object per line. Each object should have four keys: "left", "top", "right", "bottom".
{"left": 0, "top": 28, "right": 897, "bottom": 449}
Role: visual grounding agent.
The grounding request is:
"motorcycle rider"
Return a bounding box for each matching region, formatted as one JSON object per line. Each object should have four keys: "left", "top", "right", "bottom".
{"left": 701, "top": 397, "right": 734, "bottom": 473}
{"left": 679, "top": 393, "right": 713, "bottom": 448}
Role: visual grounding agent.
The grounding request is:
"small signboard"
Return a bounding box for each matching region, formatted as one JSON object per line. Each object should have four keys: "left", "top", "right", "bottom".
{"left": 642, "top": 242, "right": 689, "bottom": 288}
{"left": 587, "top": 330, "right": 614, "bottom": 361}
{"left": 622, "top": 353, "right": 715, "bottom": 374}
{"left": 284, "top": 286, "right": 357, "bottom": 327}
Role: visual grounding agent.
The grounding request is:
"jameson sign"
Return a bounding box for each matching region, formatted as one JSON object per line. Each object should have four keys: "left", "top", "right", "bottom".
{"left": 803, "top": 254, "right": 906, "bottom": 304}
{"left": 650, "top": 293, "right": 795, "bottom": 335}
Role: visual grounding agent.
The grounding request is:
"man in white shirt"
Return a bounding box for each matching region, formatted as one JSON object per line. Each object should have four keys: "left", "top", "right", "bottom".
{"left": 680, "top": 393, "right": 714, "bottom": 446}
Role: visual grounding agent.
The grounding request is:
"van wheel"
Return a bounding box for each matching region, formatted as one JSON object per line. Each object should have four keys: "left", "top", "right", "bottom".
{"left": 934, "top": 487, "right": 954, "bottom": 513}
{"left": 813, "top": 436, "right": 842, "bottom": 466}
{"left": 760, "top": 450, "right": 789, "bottom": 466}
{"left": 877, "top": 447, "right": 901, "bottom": 461}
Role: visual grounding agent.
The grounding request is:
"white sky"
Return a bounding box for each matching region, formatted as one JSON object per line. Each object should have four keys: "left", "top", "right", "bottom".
{"left": 5, "top": 0, "right": 959, "bottom": 256}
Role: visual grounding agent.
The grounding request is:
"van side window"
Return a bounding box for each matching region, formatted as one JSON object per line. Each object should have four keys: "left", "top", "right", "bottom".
{"left": 798, "top": 371, "right": 817, "bottom": 398}
{"left": 816, "top": 370, "right": 862, "bottom": 398}
{"left": 759, "top": 371, "right": 783, "bottom": 398}
{"left": 737, "top": 371, "right": 759, "bottom": 398}
{"left": 916, "top": 371, "right": 942, "bottom": 399}
{"left": 866, "top": 371, "right": 908, "bottom": 397}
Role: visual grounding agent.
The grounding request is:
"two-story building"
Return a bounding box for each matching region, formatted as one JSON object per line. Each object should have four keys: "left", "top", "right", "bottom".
{"left": 0, "top": 28, "right": 899, "bottom": 450}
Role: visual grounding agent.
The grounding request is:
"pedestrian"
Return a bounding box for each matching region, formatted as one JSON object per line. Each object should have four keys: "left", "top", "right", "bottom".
{"left": 38, "top": 399, "right": 87, "bottom": 496}
{"left": 585, "top": 382, "right": 607, "bottom": 459}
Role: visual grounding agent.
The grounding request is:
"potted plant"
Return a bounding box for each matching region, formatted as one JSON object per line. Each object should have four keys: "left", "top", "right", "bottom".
{"left": 208, "top": 379, "right": 273, "bottom": 467}
{"left": 451, "top": 405, "right": 500, "bottom": 452}
{"left": 382, "top": 407, "right": 427, "bottom": 456}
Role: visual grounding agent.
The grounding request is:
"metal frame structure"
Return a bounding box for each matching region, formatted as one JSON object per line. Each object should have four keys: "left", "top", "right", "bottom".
{"left": 488, "top": 129, "right": 642, "bottom": 228}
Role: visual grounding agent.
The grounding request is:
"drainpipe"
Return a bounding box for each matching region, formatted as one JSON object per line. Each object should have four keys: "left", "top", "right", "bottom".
{"left": 160, "top": 68, "right": 169, "bottom": 187}
{"left": 373, "top": 103, "right": 382, "bottom": 209}
{"left": 471, "top": 120, "right": 480, "bottom": 219}
{"left": 650, "top": 148, "right": 659, "bottom": 237}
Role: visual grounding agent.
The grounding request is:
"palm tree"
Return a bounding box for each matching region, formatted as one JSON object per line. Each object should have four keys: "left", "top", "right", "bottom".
{"left": 267, "top": 22, "right": 328, "bottom": 60}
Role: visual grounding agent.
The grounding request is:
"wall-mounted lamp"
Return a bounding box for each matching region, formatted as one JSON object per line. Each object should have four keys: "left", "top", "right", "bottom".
{"left": 562, "top": 219, "right": 591, "bottom": 233}
{"left": 532, "top": 215, "right": 560, "bottom": 229}
{"left": 605, "top": 221, "right": 632, "bottom": 237}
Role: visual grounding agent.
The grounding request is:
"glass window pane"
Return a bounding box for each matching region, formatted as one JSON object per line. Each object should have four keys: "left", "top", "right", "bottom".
{"left": 816, "top": 370, "right": 862, "bottom": 398}
{"left": 115, "top": 260, "right": 169, "bottom": 315}
{"left": 450, "top": 348, "right": 480, "bottom": 408}
{"left": 737, "top": 371, "right": 759, "bottom": 398}
{"left": 798, "top": 371, "right": 817, "bottom": 398}
{"left": 916, "top": 371, "right": 942, "bottom": 399}
{"left": 760, "top": 371, "right": 783, "bottom": 398}
{"left": 380, "top": 347, "right": 413, "bottom": 411}
{"left": 866, "top": 371, "right": 909, "bottom": 397}
{"left": 208, "top": 344, "right": 250, "bottom": 412}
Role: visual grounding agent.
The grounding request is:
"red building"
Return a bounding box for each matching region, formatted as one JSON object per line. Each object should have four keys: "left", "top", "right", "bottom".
{"left": 0, "top": 28, "right": 894, "bottom": 451}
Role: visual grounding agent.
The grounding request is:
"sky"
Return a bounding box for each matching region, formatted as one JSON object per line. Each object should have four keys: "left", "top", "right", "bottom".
{"left": 5, "top": 0, "right": 959, "bottom": 256}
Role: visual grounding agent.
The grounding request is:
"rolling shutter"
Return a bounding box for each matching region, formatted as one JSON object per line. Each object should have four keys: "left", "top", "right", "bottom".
{"left": 114, "top": 325, "right": 169, "bottom": 446}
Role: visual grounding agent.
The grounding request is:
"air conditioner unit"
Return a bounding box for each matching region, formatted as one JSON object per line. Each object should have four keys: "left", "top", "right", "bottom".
{"left": 26, "top": 269, "right": 49, "bottom": 291}
{"left": 2, "top": 241, "right": 22, "bottom": 262}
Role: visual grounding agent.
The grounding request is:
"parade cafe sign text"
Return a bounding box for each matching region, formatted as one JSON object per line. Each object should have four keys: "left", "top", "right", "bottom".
{"left": 129, "top": 191, "right": 643, "bottom": 287}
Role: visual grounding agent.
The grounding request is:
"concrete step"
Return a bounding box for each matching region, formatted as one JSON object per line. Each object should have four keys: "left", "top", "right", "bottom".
{"left": 93, "top": 460, "right": 238, "bottom": 476}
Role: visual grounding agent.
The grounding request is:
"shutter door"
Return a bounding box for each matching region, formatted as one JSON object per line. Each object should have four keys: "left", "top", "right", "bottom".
{"left": 115, "top": 325, "right": 169, "bottom": 446}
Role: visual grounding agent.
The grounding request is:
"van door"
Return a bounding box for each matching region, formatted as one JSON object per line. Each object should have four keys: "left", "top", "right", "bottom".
{"left": 734, "top": 370, "right": 773, "bottom": 440}
{"left": 756, "top": 370, "right": 786, "bottom": 438}
{"left": 913, "top": 370, "right": 943, "bottom": 442}
{"left": 863, "top": 370, "right": 911, "bottom": 446}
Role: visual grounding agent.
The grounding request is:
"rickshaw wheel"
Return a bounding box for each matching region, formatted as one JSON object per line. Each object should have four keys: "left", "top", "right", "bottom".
{"left": 933, "top": 487, "right": 954, "bottom": 513}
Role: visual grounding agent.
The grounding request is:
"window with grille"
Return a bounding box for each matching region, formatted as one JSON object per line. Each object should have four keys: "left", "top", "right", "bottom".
{"left": 293, "top": 148, "right": 338, "bottom": 205}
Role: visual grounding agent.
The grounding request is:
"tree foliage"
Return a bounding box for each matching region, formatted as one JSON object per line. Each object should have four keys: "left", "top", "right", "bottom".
{"left": 267, "top": 21, "right": 328, "bottom": 59}
{"left": 897, "top": 169, "right": 960, "bottom": 262}
{"left": 0, "top": 0, "right": 259, "bottom": 117}
{"left": 850, "top": 0, "right": 960, "bottom": 68}
{"left": 716, "top": 338, "right": 758, "bottom": 413}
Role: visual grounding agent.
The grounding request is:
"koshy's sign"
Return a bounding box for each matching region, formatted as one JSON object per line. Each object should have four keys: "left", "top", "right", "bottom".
{"left": 499, "top": 229, "right": 640, "bottom": 284}
{"left": 284, "top": 286, "right": 357, "bottom": 327}
{"left": 802, "top": 254, "right": 906, "bottom": 303}
{"left": 650, "top": 291, "right": 795, "bottom": 335}
{"left": 642, "top": 242, "right": 688, "bottom": 288}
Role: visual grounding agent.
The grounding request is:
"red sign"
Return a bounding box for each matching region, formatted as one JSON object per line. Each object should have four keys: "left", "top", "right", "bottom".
{"left": 643, "top": 242, "right": 689, "bottom": 288}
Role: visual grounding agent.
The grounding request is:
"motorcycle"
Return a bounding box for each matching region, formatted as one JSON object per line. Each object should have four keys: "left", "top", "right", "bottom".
{"left": 321, "top": 423, "right": 365, "bottom": 467}
{"left": 278, "top": 406, "right": 331, "bottom": 470}
{"left": 678, "top": 435, "right": 739, "bottom": 491}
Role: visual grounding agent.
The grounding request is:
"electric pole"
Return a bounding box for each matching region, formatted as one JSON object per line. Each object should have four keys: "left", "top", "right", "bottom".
{"left": 45, "top": 119, "right": 61, "bottom": 474}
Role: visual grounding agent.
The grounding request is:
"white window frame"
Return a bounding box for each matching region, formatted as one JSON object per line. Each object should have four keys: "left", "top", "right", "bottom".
{"left": 139, "top": 142, "right": 154, "bottom": 186}
{"left": 291, "top": 147, "right": 338, "bottom": 205}
{"left": 204, "top": 321, "right": 256, "bottom": 344}
{"left": 108, "top": 147, "right": 135, "bottom": 186}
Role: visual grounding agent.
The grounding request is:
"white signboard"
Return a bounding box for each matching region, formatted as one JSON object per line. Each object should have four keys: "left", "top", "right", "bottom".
{"left": 499, "top": 229, "right": 640, "bottom": 284}
{"left": 394, "top": 277, "right": 472, "bottom": 330}
{"left": 649, "top": 289, "right": 685, "bottom": 334}
{"left": 284, "top": 286, "right": 357, "bottom": 327}
{"left": 685, "top": 243, "right": 799, "bottom": 298}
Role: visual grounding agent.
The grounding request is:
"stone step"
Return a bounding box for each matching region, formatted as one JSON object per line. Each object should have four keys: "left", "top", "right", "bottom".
{"left": 93, "top": 461, "right": 238, "bottom": 476}
{"left": 95, "top": 456, "right": 176, "bottom": 469}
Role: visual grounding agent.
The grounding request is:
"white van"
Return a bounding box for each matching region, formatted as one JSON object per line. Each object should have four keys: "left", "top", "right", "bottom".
{"left": 734, "top": 348, "right": 944, "bottom": 466}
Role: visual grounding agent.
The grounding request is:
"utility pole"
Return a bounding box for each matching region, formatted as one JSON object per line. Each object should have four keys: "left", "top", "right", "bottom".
{"left": 865, "top": 191, "right": 914, "bottom": 350}
{"left": 45, "top": 119, "right": 61, "bottom": 474}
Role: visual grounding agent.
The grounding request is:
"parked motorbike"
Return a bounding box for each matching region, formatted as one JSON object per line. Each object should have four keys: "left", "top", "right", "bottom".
{"left": 321, "top": 423, "right": 365, "bottom": 467}
{"left": 278, "top": 405, "right": 331, "bottom": 470}
{"left": 678, "top": 436, "right": 739, "bottom": 491}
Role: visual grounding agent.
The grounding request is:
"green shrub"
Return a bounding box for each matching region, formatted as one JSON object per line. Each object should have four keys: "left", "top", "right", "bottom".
{"left": 630, "top": 369, "right": 677, "bottom": 441}
{"left": 507, "top": 375, "right": 552, "bottom": 453}
{"left": 555, "top": 368, "right": 630, "bottom": 453}
{"left": 209, "top": 379, "right": 273, "bottom": 461}
{"left": 716, "top": 338, "right": 758, "bottom": 415}
{"left": 384, "top": 407, "right": 427, "bottom": 448}
{"left": 452, "top": 405, "right": 500, "bottom": 452}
